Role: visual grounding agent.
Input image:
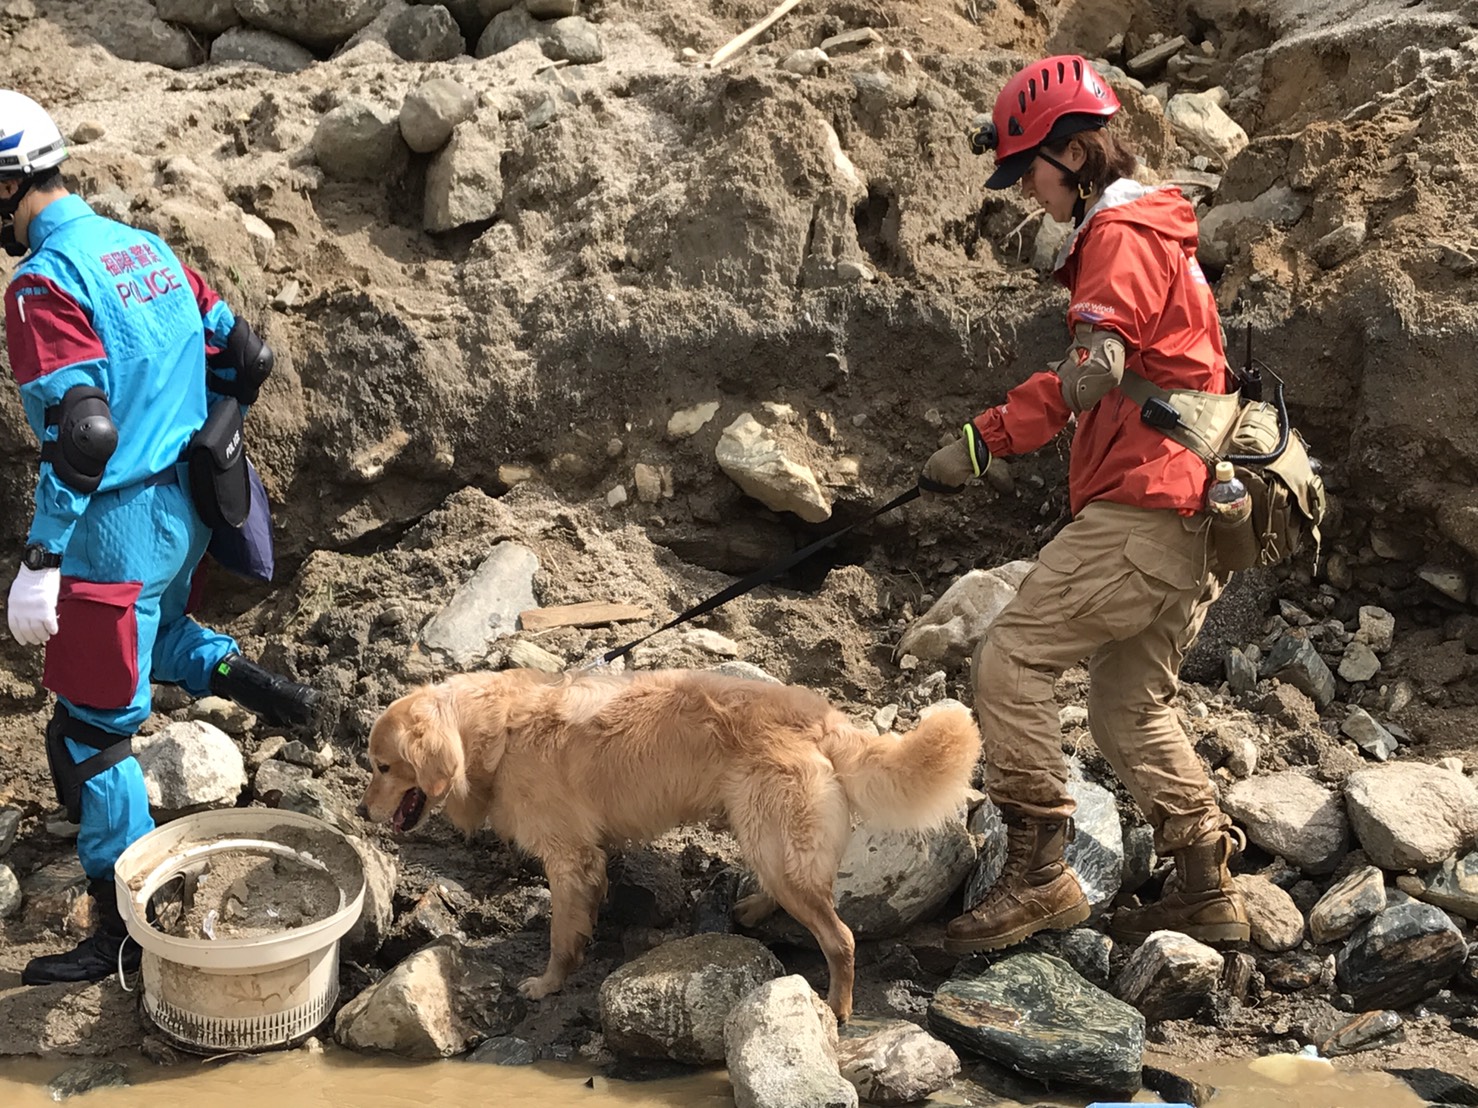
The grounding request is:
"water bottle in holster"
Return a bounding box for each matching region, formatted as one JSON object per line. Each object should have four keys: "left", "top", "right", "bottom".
{"left": 1206, "top": 460, "right": 1259, "bottom": 571}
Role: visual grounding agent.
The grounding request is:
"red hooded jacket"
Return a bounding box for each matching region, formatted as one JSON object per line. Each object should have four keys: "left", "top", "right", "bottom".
{"left": 972, "top": 182, "right": 1230, "bottom": 517}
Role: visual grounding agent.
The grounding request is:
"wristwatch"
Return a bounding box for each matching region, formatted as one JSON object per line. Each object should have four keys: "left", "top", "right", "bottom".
{"left": 22, "top": 543, "right": 62, "bottom": 571}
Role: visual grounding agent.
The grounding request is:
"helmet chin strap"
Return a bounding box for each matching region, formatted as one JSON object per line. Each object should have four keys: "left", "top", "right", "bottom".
{"left": 0, "top": 176, "right": 35, "bottom": 258}
{"left": 1037, "top": 151, "right": 1092, "bottom": 226}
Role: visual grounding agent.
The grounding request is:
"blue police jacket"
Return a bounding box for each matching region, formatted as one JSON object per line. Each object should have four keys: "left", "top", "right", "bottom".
{"left": 3, "top": 195, "right": 239, "bottom": 553}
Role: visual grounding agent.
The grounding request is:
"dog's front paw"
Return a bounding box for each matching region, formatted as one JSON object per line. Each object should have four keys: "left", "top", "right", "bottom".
{"left": 518, "top": 973, "right": 563, "bottom": 1000}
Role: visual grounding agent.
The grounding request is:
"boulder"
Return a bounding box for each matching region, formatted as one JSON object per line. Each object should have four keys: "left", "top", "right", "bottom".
{"left": 600, "top": 935, "right": 784, "bottom": 1063}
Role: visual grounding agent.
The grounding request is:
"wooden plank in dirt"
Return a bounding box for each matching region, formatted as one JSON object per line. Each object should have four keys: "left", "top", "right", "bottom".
{"left": 709, "top": 0, "right": 804, "bottom": 68}
{"left": 519, "top": 602, "right": 651, "bottom": 632}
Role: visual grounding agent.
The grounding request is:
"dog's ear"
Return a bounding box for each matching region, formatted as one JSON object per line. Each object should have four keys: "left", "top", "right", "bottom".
{"left": 405, "top": 684, "right": 465, "bottom": 800}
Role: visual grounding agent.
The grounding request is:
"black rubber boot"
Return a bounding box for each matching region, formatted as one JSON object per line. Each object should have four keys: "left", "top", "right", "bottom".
{"left": 209, "top": 652, "right": 324, "bottom": 730}
{"left": 22, "top": 879, "right": 139, "bottom": 986}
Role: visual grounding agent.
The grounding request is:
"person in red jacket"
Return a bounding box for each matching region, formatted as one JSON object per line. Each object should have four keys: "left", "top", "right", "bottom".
{"left": 921, "top": 55, "right": 1248, "bottom": 952}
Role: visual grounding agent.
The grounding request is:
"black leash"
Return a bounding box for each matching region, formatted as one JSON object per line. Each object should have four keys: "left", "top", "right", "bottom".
{"left": 585, "top": 484, "right": 923, "bottom": 667}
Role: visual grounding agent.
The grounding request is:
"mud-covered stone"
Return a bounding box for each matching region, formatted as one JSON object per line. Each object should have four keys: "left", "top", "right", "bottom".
{"left": 835, "top": 1020, "right": 959, "bottom": 1106}
{"left": 0, "top": 864, "right": 19, "bottom": 919}
{"left": 135, "top": 720, "right": 246, "bottom": 812}
{"left": 335, "top": 937, "right": 521, "bottom": 1058}
{"left": 1335, "top": 900, "right": 1468, "bottom": 1009}
{"left": 601, "top": 934, "right": 783, "bottom": 1063}
{"left": 1317, "top": 1009, "right": 1404, "bottom": 1056}
{"left": 928, "top": 954, "right": 1144, "bottom": 1094}
{"left": 48, "top": 1061, "right": 130, "bottom": 1100}
{"left": 210, "top": 26, "right": 317, "bottom": 72}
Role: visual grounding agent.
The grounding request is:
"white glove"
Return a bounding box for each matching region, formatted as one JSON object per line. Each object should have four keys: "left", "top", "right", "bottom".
{"left": 8, "top": 564, "right": 60, "bottom": 646}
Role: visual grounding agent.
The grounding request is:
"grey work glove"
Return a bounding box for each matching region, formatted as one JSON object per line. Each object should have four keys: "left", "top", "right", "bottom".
{"left": 919, "top": 423, "right": 1014, "bottom": 496}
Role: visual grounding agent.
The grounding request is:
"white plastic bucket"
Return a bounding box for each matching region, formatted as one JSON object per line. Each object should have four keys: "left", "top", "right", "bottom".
{"left": 113, "top": 808, "right": 366, "bottom": 1053}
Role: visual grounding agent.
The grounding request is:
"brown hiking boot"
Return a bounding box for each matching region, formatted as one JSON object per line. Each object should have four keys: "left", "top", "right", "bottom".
{"left": 944, "top": 815, "right": 1092, "bottom": 955}
{"left": 1111, "top": 829, "right": 1250, "bottom": 945}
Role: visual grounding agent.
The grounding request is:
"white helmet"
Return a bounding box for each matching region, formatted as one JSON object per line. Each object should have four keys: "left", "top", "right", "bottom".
{"left": 0, "top": 90, "right": 68, "bottom": 179}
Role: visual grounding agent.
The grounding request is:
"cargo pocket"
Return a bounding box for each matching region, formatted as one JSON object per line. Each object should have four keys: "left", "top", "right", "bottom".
{"left": 43, "top": 579, "right": 143, "bottom": 710}
{"left": 1124, "top": 530, "right": 1204, "bottom": 592}
{"left": 1029, "top": 540, "right": 1138, "bottom": 623}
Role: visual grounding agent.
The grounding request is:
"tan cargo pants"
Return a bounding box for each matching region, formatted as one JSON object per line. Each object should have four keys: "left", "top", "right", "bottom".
{"left": 973, "top": 500, "right": 1232, "bottom": 853}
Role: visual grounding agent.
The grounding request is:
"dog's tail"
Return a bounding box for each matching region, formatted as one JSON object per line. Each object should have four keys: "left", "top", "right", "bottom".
{"left": 822, "top": 704, "right": 981, "bottom": 831}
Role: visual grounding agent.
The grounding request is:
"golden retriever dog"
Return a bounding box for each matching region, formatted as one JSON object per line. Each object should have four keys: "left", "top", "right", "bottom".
{"left": 357, "top": 667, "right": 980, "bottom": 1021}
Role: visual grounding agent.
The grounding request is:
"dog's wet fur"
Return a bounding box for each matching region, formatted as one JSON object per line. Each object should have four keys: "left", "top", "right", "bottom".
{"left": 358, "top": 667, "right": 980, "bottom": 1020}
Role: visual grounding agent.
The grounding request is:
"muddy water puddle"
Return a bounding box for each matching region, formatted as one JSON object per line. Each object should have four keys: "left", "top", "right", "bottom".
{"left": 0, "top": 1049, "right": 1426, "bottom": 1107}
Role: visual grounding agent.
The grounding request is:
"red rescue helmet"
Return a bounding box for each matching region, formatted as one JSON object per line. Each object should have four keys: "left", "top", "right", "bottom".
{"left": 969, "top": 55, "right": 1120, "bottom": 190}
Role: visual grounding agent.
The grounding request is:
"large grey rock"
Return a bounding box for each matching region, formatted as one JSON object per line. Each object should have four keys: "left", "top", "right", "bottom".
{"left": 387, "top": 4, "right": 464, "bottom": 60}
{"left": 210, "top": 26, "right": 317, "bottom": 71}
{"left": 399, "top": 78, "right": 477, "bottom": 153}
{"left": 835, "top": 1021, "right": 959, "bottom": 1106}
{"left": 233, "top": 0, "right": 385, "bottom": 49}
{"left": 1114, "top": 930, "right": 1223, "bottom": 1022}
{"left": 157, "top": 0, "right": 240, "bottom": 33}
{"left": 524, "top": 0, "right": 575, "bottom": 14}
{"left": 741, "top": 820, "right": 974, "bottom": 944}
{"left": 334, "top": 938, "right": 520, "bottom": 1058}
{"left": 1341, "top": 707, "right": 1398, "bottom": 761}
{"left": 424, "top": 115, "right": 505, "bottom": 233}
{"left": 928, "top": 955, "right": 1144, "bottom": 1094}
{"left": 540, "top": 15, "right": 602, "bottom": 63}
{"left": 134, "top": 720, "right": 246, "bottom": 812}
{"left": 724, "top": 976, "right": 857, "bottom": 1108}
{"left": 1223, "top": 771, "right": 1349, "bottom": 874}
{"left": 599, "top": 935, "right": 784, "bottom": 1063}
{"left": 1309, "top": 865, "right": 1387, "bottom": 944}
{"left": 1335, "top": 901, "right": 1468, "bottom": 1010}
{"left": 474, "top": 6, "right": 540, "bottom": 56}
{"left": 419, "top": 542, "right": 536, "bottom": 663}
{"left": 897, "top": 560, "right": 1035, "bottom": 661}
{"left": 1345, "top": 763, "right": 1478, "bottom": 871}
{"left": 97, "top": 10, "right": 204, "bottom": 68}
{"left": 312, "top": 101, "right": 407, "bottom": 182}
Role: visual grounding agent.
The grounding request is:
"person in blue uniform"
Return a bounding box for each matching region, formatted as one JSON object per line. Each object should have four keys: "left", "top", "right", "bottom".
{"left": 1, "top": 89, "right": 324, "bottom": 985}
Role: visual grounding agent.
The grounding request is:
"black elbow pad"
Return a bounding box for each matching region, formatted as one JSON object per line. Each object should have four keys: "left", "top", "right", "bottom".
{"left": 207, "top": 318, "right": 275, "bottom": 404}
{"left": 40, "top": 386, "right": 117, "bottom": 494}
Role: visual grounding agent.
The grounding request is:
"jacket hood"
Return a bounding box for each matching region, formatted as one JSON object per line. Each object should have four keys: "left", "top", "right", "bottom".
{"left": 1053, "top": 180, "right": 1199, "bottom": 274}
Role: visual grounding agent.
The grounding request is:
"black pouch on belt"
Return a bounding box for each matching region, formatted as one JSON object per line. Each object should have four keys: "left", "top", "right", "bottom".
{"left": 187, "top": 398, "right": 250, "bottom": 529}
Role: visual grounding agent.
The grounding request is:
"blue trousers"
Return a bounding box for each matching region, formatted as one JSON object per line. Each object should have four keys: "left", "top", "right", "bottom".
{"left": 45, "top": 472, "right": 238, "bottom": 880}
